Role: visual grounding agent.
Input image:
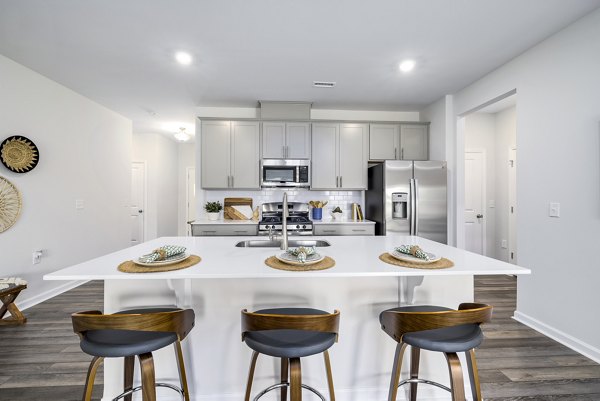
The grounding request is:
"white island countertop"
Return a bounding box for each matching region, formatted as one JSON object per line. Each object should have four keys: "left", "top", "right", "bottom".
{"left": 44, "top": 234, "right": 530, "bottom": 281}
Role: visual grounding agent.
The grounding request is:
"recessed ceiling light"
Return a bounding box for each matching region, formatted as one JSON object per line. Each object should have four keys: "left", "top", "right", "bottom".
{"left": 175, "top": 51, "right": 193, "bottom": 66}
{"left": 399, "top": 59, "right": 416, "bottom": 73}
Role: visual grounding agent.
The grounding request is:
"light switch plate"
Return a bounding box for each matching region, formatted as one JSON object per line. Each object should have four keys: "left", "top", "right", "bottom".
{"left": 75, "top": 199, "right": 84, "bottom": 209}
{"left": 501, "top": 240, "right": 507, "bottom": 249}
{"left": 549, "top": 202, "right": 560, "bottom": 217}
{"left": 489, "top": 200, "right": 495, "bottom": 208}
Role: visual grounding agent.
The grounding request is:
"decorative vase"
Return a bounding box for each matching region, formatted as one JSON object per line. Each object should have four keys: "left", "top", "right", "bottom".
{"left": 207, "top": 212, "right": 220, "bottom": 221}
{"left": 312, "top": 208, "right": 322, "bottom": 220}
{"left": 331, "top": 212, "right": 343, "bottom": 220}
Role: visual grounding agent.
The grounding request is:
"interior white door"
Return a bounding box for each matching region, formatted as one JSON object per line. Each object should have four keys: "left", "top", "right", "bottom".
{"left": 508, "top": 147, "right": 517, "bottom": 264}
{"left": 186, "top": 167, "right": 196, "bottom": 236}
{"left": 130, "top": 161, "right": 145, "bottom": 246}
{"left": 464, "top": 151, "right": 485, "bottom": 255}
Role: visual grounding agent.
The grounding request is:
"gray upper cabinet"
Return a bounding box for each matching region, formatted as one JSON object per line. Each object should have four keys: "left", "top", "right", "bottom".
{"left": 400, "top": 124, "right": 428, "bottom": 161}
{"left": 369, "top": 123, "right": 429, "bottom": 161}
{"left": 262, "top": 122, "right": 310, "bottom": 159}
{"left": 201, "top": 120, "right": 260, "bottom": 189}
{"left": 311, "top": 123, "right": 368, "bottom": 190}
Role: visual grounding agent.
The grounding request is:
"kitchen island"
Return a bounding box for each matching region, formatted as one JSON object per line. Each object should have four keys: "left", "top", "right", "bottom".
{"left": 45, "top": 235, "right": 529, "bottom": 401}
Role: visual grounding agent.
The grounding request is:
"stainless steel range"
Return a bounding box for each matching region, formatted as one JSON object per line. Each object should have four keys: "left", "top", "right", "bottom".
{"left": 258, "top": 202, "right": 313, "bottom": 236}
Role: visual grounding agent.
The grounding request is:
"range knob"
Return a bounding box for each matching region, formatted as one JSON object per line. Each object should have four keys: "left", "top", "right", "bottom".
{"left": 302, "top": 225, "right": 306, "bottom": 229}
{"left": 296, "top": 225, "right": 300, "bottom": 229}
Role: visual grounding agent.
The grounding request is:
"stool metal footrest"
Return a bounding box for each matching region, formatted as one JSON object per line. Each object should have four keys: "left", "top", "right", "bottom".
{"left": 112, "top": 382, "right": 184, "bottom": 401}
{"left": 253, "top": 382, "right": 326, "bottom": 401}
{"left": 398, "top": 378, "right": 451, "bottom": 393}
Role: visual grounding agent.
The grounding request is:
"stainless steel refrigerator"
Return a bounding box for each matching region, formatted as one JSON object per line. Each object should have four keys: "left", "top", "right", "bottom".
{"left": 365, "top": 160, "right": 447, "bottom": 244}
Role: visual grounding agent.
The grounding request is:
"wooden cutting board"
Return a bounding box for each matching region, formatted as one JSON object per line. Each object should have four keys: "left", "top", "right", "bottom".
{"left": 224, "top": 198, "right": 253, "bottom": 220}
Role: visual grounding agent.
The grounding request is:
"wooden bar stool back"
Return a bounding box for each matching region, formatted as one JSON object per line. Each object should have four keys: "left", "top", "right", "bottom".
{"left": 380, "top": 303, "right": 492, "bottom": 401}
{"left": 241, "top": 308, "right": 340, "bottom": 401}
{"left": 72, "top": 308, "right": 195, "bottom": 401}
{"left": 0, "top": 282, "right": 27, "bottom": 326}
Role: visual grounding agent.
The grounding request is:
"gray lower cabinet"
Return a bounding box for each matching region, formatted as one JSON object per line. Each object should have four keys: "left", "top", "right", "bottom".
{"left": 191, "top": 224, "right": 258, "bottom": 236}
{"left": 313, "top": 224, "right": 375, "bottom": 236}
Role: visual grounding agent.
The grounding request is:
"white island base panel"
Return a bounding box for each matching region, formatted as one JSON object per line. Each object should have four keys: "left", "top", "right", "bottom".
{"left": 103, "top": 275, "right": 474, "bottom": 401}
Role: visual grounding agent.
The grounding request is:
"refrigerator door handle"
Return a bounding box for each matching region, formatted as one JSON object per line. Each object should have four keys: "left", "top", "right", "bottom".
{"left": 409, "top": 178, "right": 415, "bottom": 235}
{"left": 414, "top": 178, "right": 419, "bottom": 235}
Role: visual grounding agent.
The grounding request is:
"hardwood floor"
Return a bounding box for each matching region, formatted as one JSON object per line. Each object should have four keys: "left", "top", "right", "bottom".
{"left": 0, "top": 276, "right": 598, "bottom": 400}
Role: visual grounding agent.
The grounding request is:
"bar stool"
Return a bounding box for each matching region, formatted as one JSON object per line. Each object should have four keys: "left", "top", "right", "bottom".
{"left": 379, "top": 303, "right": 492, "bottom": 401}
{"left": 241, "top": 307, "right": 340, "bottom": 401}
{"left": 72, "top": 307, "right": 195, "bottom": 401}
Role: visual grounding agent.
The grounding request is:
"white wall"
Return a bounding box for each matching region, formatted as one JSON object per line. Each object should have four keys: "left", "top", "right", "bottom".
{"left": 433, "top": 9, "right": 600, "bottom": 360}
{"left": 177, "top": 142, "right": 195, "bottom": 235}
{"left": 132, "top": 134, "right": 179, "bottom": 239}
{"left": 0, "top": 54, "right": 131, "bottom": 308}
{"left": 465, "top": 113, "right": 496, "bottom": 257}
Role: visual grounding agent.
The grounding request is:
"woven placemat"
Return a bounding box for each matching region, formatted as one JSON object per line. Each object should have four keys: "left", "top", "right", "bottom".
{"left": 379, "top": 253, "right": 454, "bottom": 269}
{"left": 118, "top": 255, "right": 201, "bottom": 273}
{"left": 265, "top": 256, "right": 335, "bottom": 272}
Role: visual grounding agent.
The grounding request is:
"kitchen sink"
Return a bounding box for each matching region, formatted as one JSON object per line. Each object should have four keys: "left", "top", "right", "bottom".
{"left": 235, "top": 239, "right": 331, "bottom": 248}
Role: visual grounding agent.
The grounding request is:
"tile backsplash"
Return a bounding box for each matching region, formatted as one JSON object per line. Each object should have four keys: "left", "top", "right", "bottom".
{"left": 204, "top": 188, "right": 363, "bottom": 218}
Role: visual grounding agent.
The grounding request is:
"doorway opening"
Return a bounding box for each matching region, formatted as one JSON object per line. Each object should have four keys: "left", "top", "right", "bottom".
{"left": 461, "top": 94, "right": 517, "bottom": 264}
{"left": 131, "top": 161, "right": 146, "bottom": 246}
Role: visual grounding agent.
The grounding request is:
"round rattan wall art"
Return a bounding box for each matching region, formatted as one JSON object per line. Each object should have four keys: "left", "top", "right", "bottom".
{"left": 0, "top": 136, "right": 39, "bottom": 173}
{"left": 0, "top": 176, "right": 22, "bottom": 233}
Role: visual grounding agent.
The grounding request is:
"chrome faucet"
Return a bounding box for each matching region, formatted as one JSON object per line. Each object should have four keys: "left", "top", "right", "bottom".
{"left": 280, "top": 192, "right": 289, "bottom": 251}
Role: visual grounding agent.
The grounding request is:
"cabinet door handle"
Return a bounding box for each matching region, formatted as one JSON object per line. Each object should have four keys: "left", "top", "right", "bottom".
{"left": 282, "top": 146, "right": 285, "bottom": 158}
{"left": 351, "top": 229, "right": 366, "bottom": 232}
{"left": 336, "top": 176, "right": 339, "bottom": 188}
{"left": 340, "top": 176, "right": 342, "bottom": 188}
{"left": 202, "top": 230, "right": 217, "bottom": 234}
{"left": 286, "top": 146, "right": 289, "bottom": 158}
{"left": 323, "top": 230, "right": 337, "bottom": 233}
{"left": 394, "top": 148, "right": 397, "bottom": 159}
{"left": 234, "top": 230, "right": 248, "bottom": 233}
{"left": 401, "top": 148, "right": 404, "bottom": 159}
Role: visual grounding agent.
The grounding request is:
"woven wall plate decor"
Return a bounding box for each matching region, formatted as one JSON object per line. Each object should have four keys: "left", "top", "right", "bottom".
{"left": 0, "top": 136, "right": 39, "bottom": 173}
{"left": 0, "top": 176, "right": 22, "bottom": 233}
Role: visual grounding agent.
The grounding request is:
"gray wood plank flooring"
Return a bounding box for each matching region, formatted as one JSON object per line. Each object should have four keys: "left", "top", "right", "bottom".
{"left": 0, "top": 275, "right": 598, "bottom": 400}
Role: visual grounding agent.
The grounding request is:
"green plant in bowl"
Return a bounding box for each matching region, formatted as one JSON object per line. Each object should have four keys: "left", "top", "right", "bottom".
{"left": 204, "top": 201, "right": 223, "bottom": 213}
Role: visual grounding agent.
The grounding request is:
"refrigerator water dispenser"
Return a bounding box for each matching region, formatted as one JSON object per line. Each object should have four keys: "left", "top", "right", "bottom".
{"left": 392, "top": 192, "right": 408, "bottom": 219}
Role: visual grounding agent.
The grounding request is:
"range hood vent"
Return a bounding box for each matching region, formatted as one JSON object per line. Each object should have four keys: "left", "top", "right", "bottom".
{"left": 313, "top": 81, "right": 336, "bottom": 88}
{"left": 259, "top": 101, "right": 312, "bottom": 120}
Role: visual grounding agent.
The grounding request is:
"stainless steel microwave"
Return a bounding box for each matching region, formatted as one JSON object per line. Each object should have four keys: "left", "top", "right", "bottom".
{"left": 260, "top": 159, "right": 310, "bottom": 188}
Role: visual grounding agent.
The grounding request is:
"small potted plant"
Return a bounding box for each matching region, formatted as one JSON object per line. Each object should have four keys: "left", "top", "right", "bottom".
{"left": 204, "top": 201, "right": 222, "bottom": 221}
{"left": 331, "top": 206, "right": 343, "bottom": 220}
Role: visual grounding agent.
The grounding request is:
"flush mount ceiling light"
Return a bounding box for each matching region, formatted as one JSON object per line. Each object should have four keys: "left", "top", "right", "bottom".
{"left": 399, "top": 59, "right": 416, "bottom": 73}
{"left": 175, "top": 51, "right": 193, "bottom": 66}
{"left": 174, "top": 127, "right": 190, "bottom": 142}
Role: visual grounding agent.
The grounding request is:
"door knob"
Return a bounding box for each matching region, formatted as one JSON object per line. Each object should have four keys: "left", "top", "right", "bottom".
{"left": 476, "top": 214, "right": 483, "bottom": 218}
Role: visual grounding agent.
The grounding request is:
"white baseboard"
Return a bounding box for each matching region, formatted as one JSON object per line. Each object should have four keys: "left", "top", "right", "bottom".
{"left": 514, "top": 310, "right": 600, "bottom": 364}
{"left": 15, "top": 280, "right": 88, "bottom": 312}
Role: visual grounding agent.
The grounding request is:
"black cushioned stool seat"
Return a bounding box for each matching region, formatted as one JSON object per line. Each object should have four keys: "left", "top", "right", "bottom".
{"left": 244, "top": 308, "right": 337, "bottom": 358}
{"left": 72, "top": 306, "right": 195, "bottom": 401}
{"left": 80, "top": 308, "right": 179, "bottom": 357}
{"left": 380, "top": 306, "right": 484, "bottom": 353}
{"left": 379, "top": 303, "right": 492, "bottom": 401}
{"left": 241, "top": 306, "right": 340, "bottom": 401}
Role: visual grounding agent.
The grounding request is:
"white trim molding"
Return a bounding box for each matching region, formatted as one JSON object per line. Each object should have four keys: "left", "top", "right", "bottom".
{"left": 514, "top": 311, "right": 600, "bottom": 364}
{"left": 13, "top": 280, "right": 88, "bottom": 313}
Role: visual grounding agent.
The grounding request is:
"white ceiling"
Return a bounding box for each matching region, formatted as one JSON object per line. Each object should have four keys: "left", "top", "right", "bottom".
{"left": 1, "top": 0, "right": 599, "bottom": 135}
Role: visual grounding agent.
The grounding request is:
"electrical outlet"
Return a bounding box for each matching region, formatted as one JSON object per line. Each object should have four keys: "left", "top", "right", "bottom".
{"left": 32, "top": 250, "right": 43, "bottom": 264}
{"left": 549, "top": 202, "right": 560, "bottom": 218}
{"left": 501, "top": 240, "right": 507, "bottom": 249}
{"left": 489, "top": 200, "right": 495, "bottom": 208}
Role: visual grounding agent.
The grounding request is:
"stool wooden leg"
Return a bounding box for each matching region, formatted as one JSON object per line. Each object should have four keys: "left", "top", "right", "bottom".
{"left": 138, "top": 352, "right": 156, "bottom": 401}
{"left": 445, "top": 352, "right": 466, "bottom": 401}
{"left": 409, "top": 346, "right": 421, "bottom": 401}
{"left": 323, "top": 350, "right": 336, "bottom": 401}
{"left": 82, "top": 356, "right": 103, "bottom": 401}
{"left": 281, "top": 357, "right": 289, "bottom": 401}
{"left": 388, "top": 343, "right": 408, "bottom": 401}
{"left": 174, "top": 341, "right": 191, "bottom": 401}
{"left": 466, "top": 349, "right": 482, "bottom": 401}
{"left": 290, "top": 357, "right": 302, "bottom": 401}
{"left": 244, "top": 351, "right": 260, "bottom": 401}
{"left": 123, "top": 356, "right": 135, "bottom": 401}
